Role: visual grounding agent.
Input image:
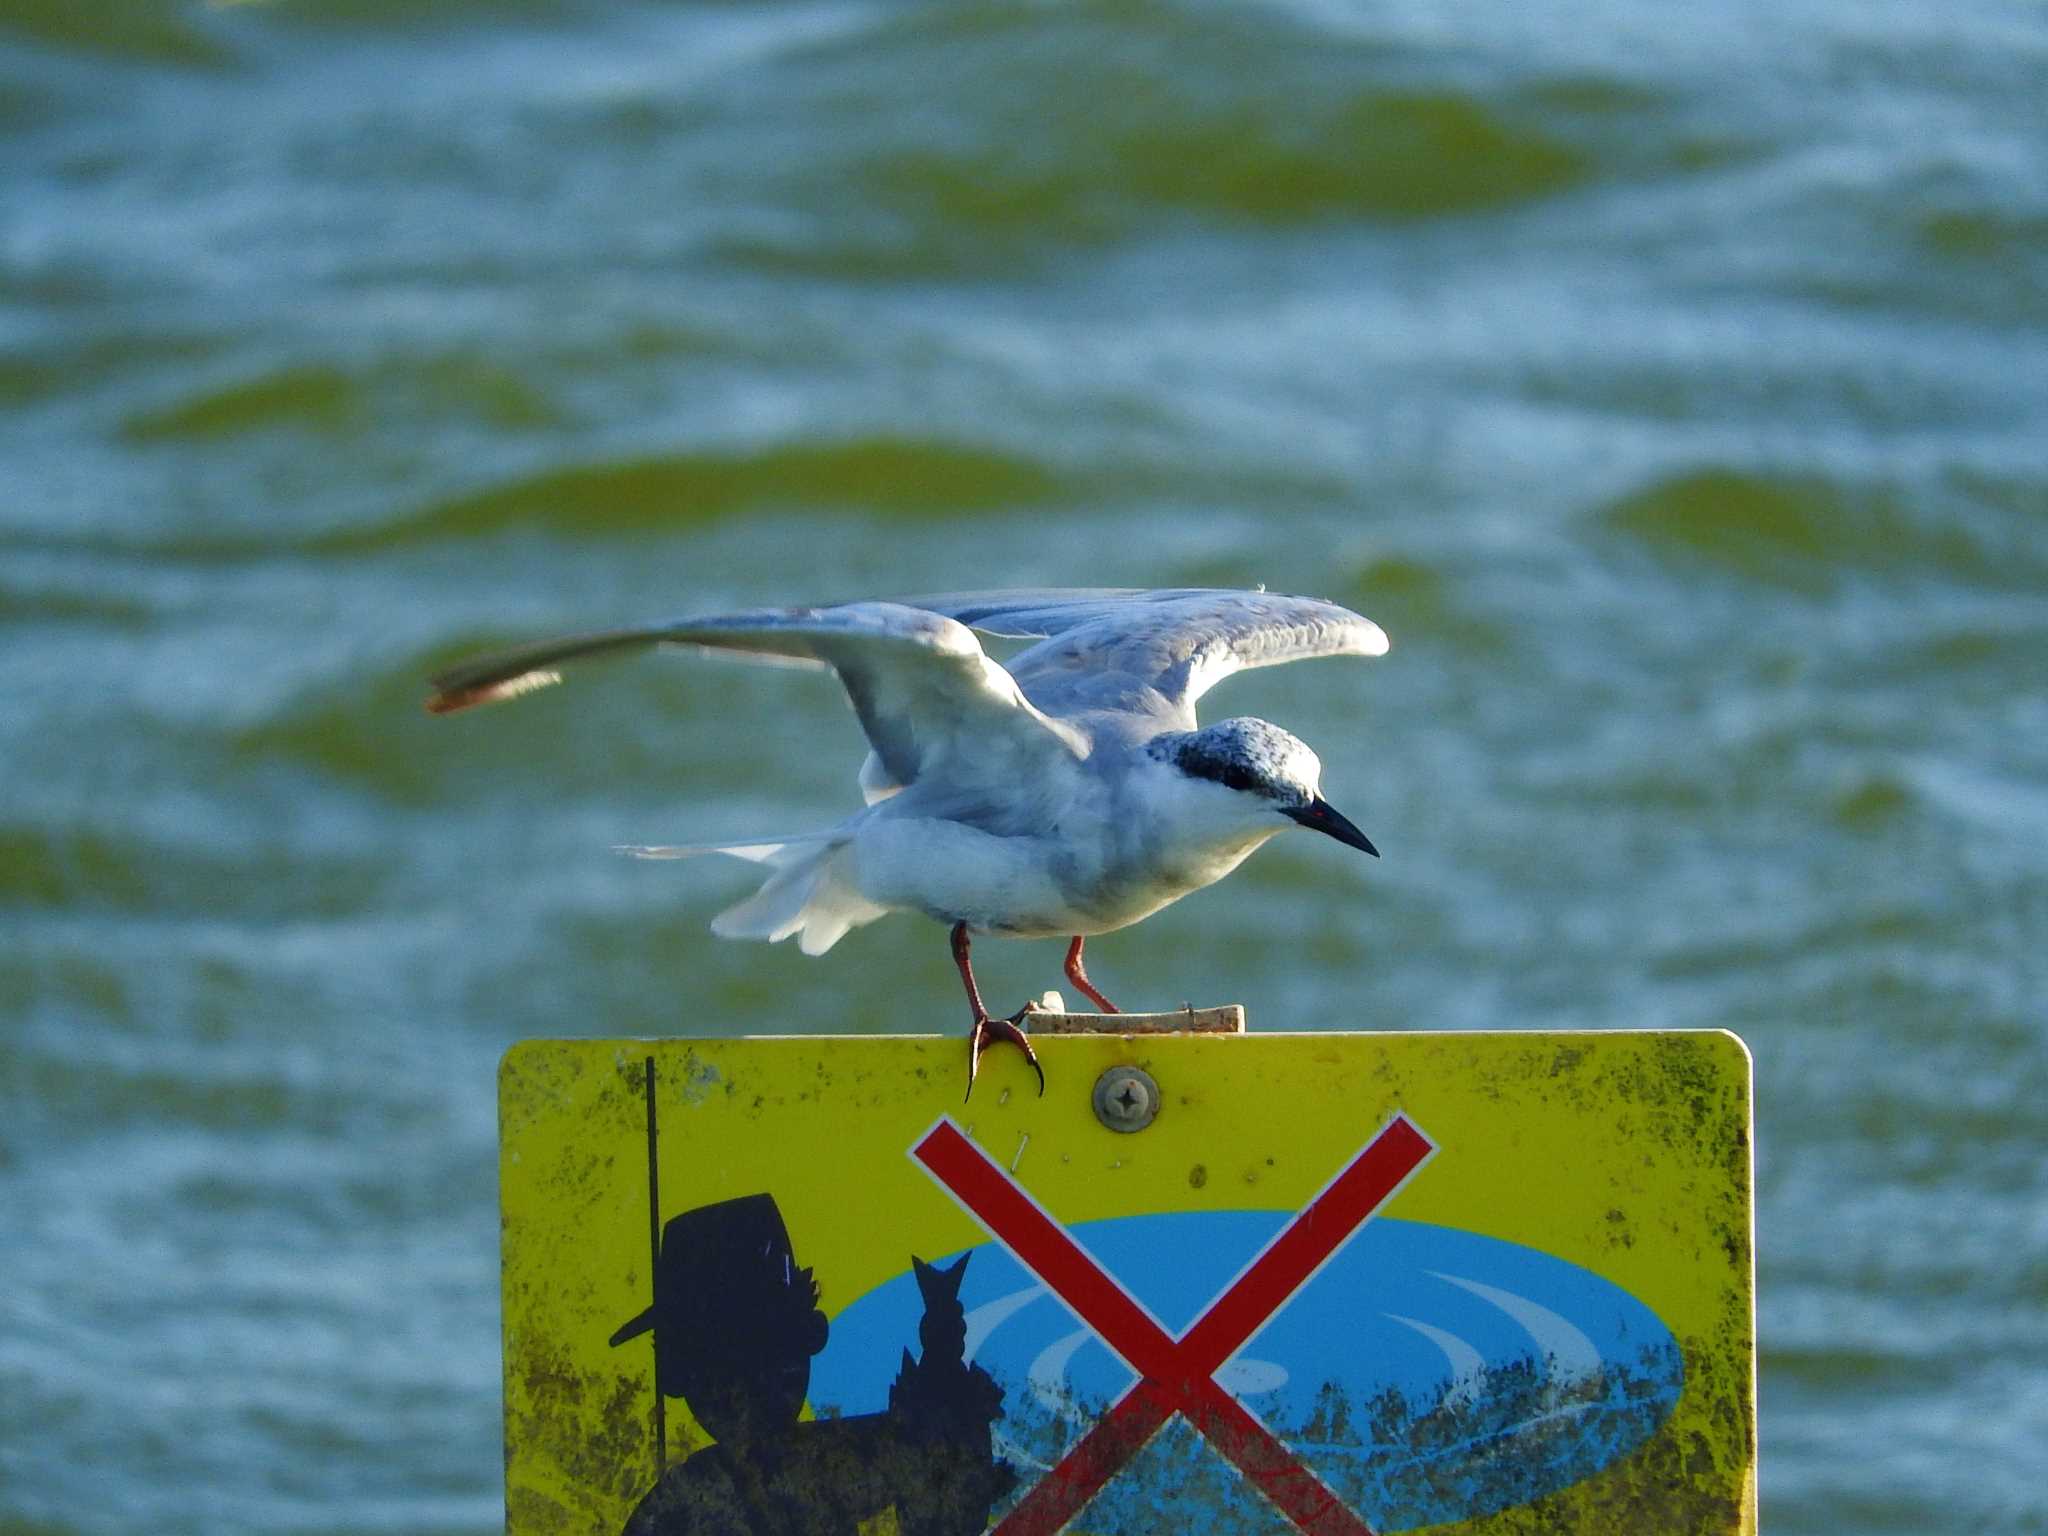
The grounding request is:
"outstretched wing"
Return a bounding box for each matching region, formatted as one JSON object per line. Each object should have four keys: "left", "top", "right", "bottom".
{"left": 426, "top": 602, "right": 1086, "bottom": 789}
{"left": 900, "top": 587, "right": 1387, "bottom": 725}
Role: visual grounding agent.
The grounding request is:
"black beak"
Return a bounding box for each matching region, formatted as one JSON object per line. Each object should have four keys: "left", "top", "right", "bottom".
{"left": 1283, "top": 797, "right": 1379, "bottom": 857}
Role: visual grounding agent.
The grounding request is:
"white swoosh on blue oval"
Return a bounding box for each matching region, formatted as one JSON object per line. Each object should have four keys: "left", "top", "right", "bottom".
{"left": 1428, "top": 1271, "right": 1601, "bottom": 1381}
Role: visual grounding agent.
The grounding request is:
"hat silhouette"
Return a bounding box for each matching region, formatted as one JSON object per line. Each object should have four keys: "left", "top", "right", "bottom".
{"left": 610, "top": 1193, "right": 829, "bottom": 1434}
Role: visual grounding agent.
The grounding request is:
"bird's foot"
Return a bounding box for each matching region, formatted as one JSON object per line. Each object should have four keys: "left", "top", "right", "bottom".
{"left": 965, "top": 1004, "right": 1046, "bottom": 1101}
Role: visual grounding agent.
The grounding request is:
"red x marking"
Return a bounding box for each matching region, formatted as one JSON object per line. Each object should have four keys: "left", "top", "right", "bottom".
{"left": 912, "top": 1112, "right": 1435, "bottom": 1536}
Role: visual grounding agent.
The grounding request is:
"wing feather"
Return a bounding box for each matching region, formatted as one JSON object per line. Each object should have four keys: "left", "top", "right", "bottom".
{"left": 427, "top": 602, "right": 1084, "bottom": 788}
{"left": 900, "top": 587, "right": 1387, "bottom": 721}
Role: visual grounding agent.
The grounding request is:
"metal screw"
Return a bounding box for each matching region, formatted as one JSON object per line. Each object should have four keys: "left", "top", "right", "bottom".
{"left": 1093, "top": 1065, "right": 1160, "bottom": 1133}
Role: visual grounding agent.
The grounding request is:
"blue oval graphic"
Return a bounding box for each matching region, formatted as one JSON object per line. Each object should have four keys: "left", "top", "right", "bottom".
{"left": 808, "top": 1213, "right": 1682, "bottom": 1533}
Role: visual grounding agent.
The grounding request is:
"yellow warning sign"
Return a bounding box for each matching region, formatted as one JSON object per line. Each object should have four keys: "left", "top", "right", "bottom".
{"left": 499, "top": 1029, "right": 1755, "bottom": 1535}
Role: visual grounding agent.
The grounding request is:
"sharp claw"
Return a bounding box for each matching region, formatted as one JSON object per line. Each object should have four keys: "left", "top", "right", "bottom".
{"left": 965, "top": 1010, "right": 1046, "bottom": 1101}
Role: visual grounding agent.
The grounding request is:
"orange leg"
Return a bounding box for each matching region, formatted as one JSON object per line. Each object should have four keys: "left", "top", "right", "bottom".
{"left": 951, "top": 922, "right": 1045, "bottom": 1101}
{"left": 1064, "top": 935, "right": 1120, "bottom": 1014}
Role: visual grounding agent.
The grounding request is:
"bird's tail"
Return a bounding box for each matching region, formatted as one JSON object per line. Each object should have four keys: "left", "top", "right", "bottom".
{"left": 617, "top": 833, "right": 885, "bottom": 956}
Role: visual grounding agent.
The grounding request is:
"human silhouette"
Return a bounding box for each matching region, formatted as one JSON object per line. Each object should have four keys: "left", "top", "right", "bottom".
{"left": 608, "top": 1194, "right": 1011, "bottom": 1536}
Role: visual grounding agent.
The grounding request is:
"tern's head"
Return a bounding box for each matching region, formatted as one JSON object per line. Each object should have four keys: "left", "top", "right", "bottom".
{"left": 1152, "top": 718, "right": 1378, "bottom": 857}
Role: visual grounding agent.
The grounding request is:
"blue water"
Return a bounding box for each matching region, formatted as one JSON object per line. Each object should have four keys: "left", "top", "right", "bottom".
{"left": 3, "top": 1, "right": 2045, "bottom": 1532}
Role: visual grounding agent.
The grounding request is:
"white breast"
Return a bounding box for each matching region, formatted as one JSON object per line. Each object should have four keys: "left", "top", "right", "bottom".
{"left": 847, "top": 755, "right": 1286, "bottom": 939}
{"left": 850, "top": 817, "right": 1084, "bottom": 936}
